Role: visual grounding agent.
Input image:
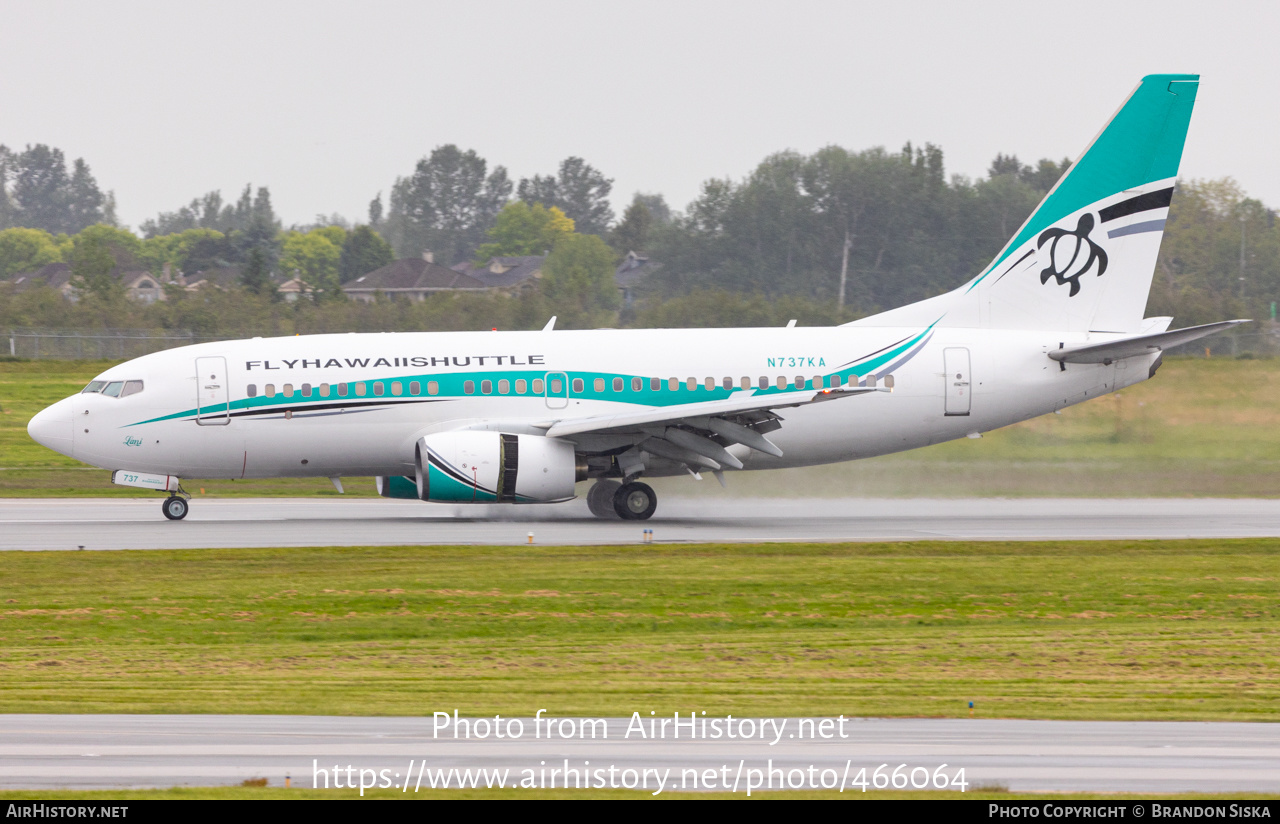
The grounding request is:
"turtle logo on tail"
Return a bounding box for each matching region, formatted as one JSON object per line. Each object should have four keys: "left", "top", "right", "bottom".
{"left": 1036, "top": 214, "right": 1108, "bottom": 297}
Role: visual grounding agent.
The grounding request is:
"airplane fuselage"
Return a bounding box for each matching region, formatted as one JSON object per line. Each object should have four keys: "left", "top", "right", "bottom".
{"left": 31, "top": 324, "right": 1155, "bottom": 484}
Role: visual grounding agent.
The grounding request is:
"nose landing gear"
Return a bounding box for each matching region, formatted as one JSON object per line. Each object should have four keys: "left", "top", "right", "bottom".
{"left": 162, "top": 494, "right": 190, "bottom": 520}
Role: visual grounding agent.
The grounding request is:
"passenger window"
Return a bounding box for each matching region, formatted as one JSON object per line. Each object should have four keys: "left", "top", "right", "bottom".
{"left": 594, "top": 378, "right": 605, "bottom": 393}
{"left": 283, "top": 384, "right": 294, "bottom": 398}
{"left": 373, "top": 382, "right": 384, "bottom": 396}
{"left": 795, "top": 376, "right": 805, "bottom": 389}
{"left": 481, "top": 379, "right": 493, "bottom": 394}
{"left": 319, "top": 383, "right": 330, "bottom": 398}
{"left": 613, "top": 377, "right": 623, "bottom": 392}
{"left": 102, "top": 381, "right": 124, "bottom": 397}
{"left": 464, "top": 380, "right": 475, "bottom": 395}
{"left": 885, "top": 374, "right": 895, "bottom": 389}
{"left": 354, "top": 383, "right": 366, "bottom": 397}
{"left": 722, "top": 377, "right": 732, "bottom": 390}
{"left": 301, "top": 383, "right": 312, "bottom": 397}
{"left": 686, "top": 377, "right": 697, "bottom": 391}
{"left": 867, "top": 374, "right": 877, "bottom": 388}
{"left": 391, "top": 381, "right": 403, "bottom": 396}
{"left": 533, "top": 378, "right": 545, "bottom": 394}
{"left": 427, "top": 381, "right": 439, "bottom": 395}
{"left": 266, "top": 384, "right": 276, "bottom": 398}
{"left": 338, "top": 383, "right": 348, "bottom": 397}
{"left": 121, "top": 380, "right": 144, "bottom": 397}
{"left": 515, "top": 379, "right": 527, "bottom": 394}
{"left": 651, "top": 377, "right": 661, "bottom": 391}
{"left": 776, "top": 376, "right": 787, "bottom": 389}
{"left": 572, "top": 378, "right": 584, "bottom": 393}
{"left": 498, "top": 379, "right": 509, "bottom": 394}
{"left": 758, "top": 376, "right": 769, "bottom": 389}
{"left": 409, "top": 381, "right": 420, "bottom": 395}
{"left": 81, "top": 381, "right": 106, "bottom": 394}
{"left": 741, "top": 377, "right": 751, "bottom": 390}
{"left": 247, "top": 384, "right": 257, "bottom": 398}
{"left": 632, "top": 377, "right": 642, "bottom": 392}
{"left": 848, "top": 374, "right": 859, "bottom": 387}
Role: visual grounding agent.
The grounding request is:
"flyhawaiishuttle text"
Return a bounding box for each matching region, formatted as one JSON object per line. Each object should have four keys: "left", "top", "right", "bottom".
{"left": 314, "top": 759, "right": 970, "bottom": 796}
{"left": 431, "top": 710, "right": 854, "bottom": 743}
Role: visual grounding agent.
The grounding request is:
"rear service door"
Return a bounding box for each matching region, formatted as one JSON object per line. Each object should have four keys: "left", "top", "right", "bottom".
{"left": 943, "top": 347, "right": 971, "bottom": 416}
{"left": 195, "top": 356, "right": 230, "bottom": 425}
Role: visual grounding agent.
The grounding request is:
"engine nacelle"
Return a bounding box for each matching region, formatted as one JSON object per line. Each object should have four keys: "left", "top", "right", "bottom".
{"left": 380, "top": 432, "right": 583, "bottom": 504}
{"left": 375, "top": 475, "right": 419, "bottom": 499}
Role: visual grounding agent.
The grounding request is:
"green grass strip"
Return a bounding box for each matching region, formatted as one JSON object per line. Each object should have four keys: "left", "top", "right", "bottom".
{"left": 0, "top": 540, "right": 1275, "bottom": 720}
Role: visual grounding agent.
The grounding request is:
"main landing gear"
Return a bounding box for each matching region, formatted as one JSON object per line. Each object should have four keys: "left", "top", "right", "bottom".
{"left": 587, "top": 480, "right": 657, "bottom": 520}
{"left": 161, "top": 494, "right": 190, "bottom": 521}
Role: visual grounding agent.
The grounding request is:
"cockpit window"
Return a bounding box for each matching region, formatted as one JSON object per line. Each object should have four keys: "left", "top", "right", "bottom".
{"left": 82, "top": 381, "right": 107, "bottom": 394}
{"left": 120, "top": 380, "right": 144, "bottom": 397}
{"left": 102, "top": 381, "right": 125, "bottom": 397}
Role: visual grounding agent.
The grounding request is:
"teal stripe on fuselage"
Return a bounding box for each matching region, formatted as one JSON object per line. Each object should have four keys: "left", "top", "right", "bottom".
{"left": 124, "top": 327, "right": 933, "bottom": 428}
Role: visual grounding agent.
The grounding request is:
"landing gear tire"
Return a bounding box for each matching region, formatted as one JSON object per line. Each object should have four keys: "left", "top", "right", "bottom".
{"left": 162, "top": 496, "right": 189, "bottom": 521}
{"left": 613, "top": 481, "right": 657, "bottom": 521}
{"left": 587, "top": 480, "right": 622, "bottom": 519}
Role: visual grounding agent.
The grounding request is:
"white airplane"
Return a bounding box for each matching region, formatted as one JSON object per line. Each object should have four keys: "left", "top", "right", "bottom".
{"left": 28, "top": 74, "right": 1244, "bottom": 521}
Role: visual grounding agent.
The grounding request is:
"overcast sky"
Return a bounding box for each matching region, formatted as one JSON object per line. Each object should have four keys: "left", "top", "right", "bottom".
{"left": 3, "top": 0, "right": 1276, "bottom": 230}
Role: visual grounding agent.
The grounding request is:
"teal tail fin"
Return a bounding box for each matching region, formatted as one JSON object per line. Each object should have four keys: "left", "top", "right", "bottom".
{"left": 856, "top": 74, "right": 1199, "bottom": 333}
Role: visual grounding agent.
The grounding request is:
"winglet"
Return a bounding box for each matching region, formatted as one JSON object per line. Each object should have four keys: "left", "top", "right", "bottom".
{"left": 542, "top": 316, "right": 556, "bottom": 332}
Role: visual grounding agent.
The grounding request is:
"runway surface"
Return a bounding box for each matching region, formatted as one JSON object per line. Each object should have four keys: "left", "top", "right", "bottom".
{"left": 1, "top": 715, "right": 1276, "bottom": 793}
{"left": 3, "top": 497, "right": 1280, "bottom": 550}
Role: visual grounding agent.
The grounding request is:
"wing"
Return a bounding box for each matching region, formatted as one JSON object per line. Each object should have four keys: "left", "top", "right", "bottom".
{"left": 534, "top": 384, "right": 888, "bottom": 472}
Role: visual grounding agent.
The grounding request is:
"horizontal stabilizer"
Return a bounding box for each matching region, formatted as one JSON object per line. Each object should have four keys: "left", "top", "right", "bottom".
{"left": 1049, "top": 320, "right": 1250, "bottom": 364}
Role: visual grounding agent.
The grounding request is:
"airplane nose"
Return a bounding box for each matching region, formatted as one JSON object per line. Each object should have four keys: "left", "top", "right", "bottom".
{"left": 28, "top": 399, "right": 74, "bottom": 457}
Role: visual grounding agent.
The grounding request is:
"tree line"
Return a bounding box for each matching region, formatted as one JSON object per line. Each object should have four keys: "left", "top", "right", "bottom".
{"left": 1, "top": 137, "right": 1277, "bottom": 333}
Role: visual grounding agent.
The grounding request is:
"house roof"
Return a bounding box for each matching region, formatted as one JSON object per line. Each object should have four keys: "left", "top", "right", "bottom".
{"left": 343, "top": 258, "right": 488, "bottom": 292}
{"left": 4, "top": 263, "right": 72, "bottom": 291}
{"left": 4, "top": 263, "right": 181, "bottom": 292}
{"left": 454, "top": 255, "right": 545, "bottom": 288}
{"left": 182, "top": 267, "right": 243, "bottom": 289}
{"left": 615, "top": 251, "right": 661, "bottom": 288}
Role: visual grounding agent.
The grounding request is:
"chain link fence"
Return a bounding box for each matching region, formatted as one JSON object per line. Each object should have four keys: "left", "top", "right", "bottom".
{"left": 4, "top": 329, "right": 228, "bottom": 360}
{"left": 5, "top": 323, "right": 1280, "bottom": 361}
{"left": 1163, "top": 326, "right": 1280, "bottom": 358}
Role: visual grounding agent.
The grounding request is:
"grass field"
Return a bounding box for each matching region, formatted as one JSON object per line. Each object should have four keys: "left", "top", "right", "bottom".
{"left": 1, "top": 540, "right": 1274, "bottom": 720}
{"left": 3, "top": 356, "right": 1280, "bottom": 498}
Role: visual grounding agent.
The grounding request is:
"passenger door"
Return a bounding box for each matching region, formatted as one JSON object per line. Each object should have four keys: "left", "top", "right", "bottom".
{"left": 195, "top": 356, "right": 230, "bottom": 425}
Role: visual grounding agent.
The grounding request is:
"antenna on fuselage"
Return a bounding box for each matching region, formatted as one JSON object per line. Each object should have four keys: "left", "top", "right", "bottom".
{"left": 542, "top": 316, "right": 557, "bottom": 332}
